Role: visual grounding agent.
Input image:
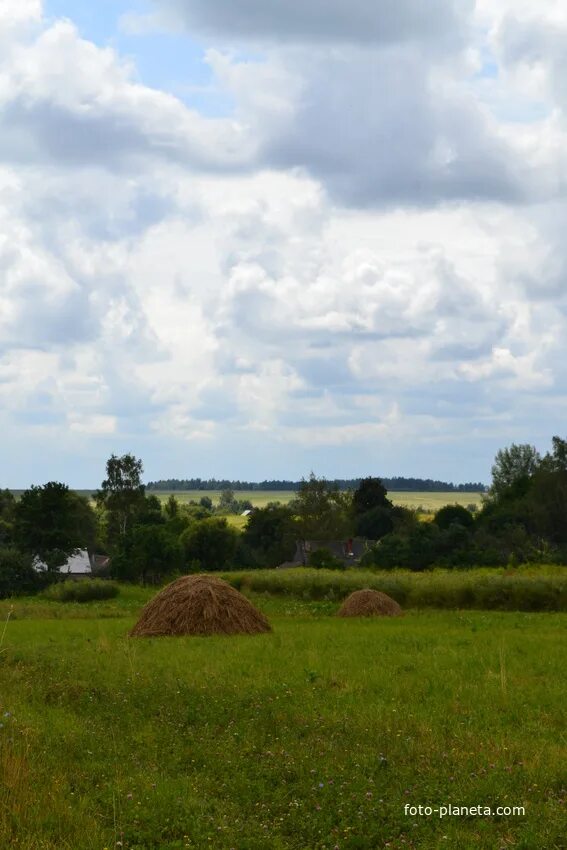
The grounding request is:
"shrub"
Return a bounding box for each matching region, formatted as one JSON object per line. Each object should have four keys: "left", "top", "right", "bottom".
{"left": 43, "top": 579, "right": 120, "bottom": 602}
{"left": 368, "top": 524, "right": 442, "bottom": 571}
{"left": 0, "top": 547, "right": 48, "bottom": 598}
{"left": 433, "top": 504, "right": 474, "bottom": 530}
{"left": 308, "top": 548, "right": 345, "bottom": 570}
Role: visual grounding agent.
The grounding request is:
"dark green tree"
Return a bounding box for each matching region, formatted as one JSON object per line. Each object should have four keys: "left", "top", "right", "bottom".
{"left": 112, "top": 524, "right": 182, "bottom": 584}
{"left": 352, "top": 477, "right": 391, "bottom": 516}
{"left": 14, "top": 482, "right": 96, "bottom": 570}
{"left": 136, "top": 495, "right": 165, "bottom": 526}
{"left": 351, "top": 478, "right": 394, "bottom": 539}
{"left": 0, "top": 489, "right": 16, "bottom": 547}
{"left": 179, "top": 517, "right": 239, "bottom": 571}
{"left": 522, "top": 466, "right": 567, "bottom": 546}
{"left": 242, "top": 504, "right": 298, "bottom": 566}
{"left": 0, "top": 547, "right": 47, "bottom": 597}
{"left": 355, "top": 505, "right": 394, "bottom": 540}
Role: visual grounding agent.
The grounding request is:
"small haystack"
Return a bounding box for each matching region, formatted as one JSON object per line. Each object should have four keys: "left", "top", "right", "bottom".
{"left": 337, "top": 589, "right": 402, "bottom": 618}
{"left": 130, "top": 574, "right": 271, "bottom": 637}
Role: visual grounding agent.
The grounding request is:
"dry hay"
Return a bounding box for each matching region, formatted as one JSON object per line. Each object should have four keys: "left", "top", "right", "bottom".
{"left": 337, "top": 589, "right": 403, "bottom": 618}
{"left": 129, "top": 574, "right": 272, "bottom": 637}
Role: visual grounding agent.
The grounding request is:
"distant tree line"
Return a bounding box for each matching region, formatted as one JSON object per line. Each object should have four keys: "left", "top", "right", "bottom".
{"left": 147, "top": 477, "right": 486, "bottom": 493}
{"left": 2, "top": 437, "right": 565, "bottom": 599}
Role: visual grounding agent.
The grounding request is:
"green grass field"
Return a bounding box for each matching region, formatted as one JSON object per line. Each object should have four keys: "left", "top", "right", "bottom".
{"left": 0, "top": 578, "right": 564, "bottom": 849}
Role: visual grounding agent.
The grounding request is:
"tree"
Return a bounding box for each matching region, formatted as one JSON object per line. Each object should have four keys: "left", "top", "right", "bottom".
{"left": 96, "top": 453, "right": 145, "bottom": 545}
{"left": 179, "top": 518, "right": 239, "bottom": 571}
{"left": 541, "top": 436, "right": 567, "bottom": 473}
{"left": 520, "top": 466, "right": 567, "bottom": 546}
{"left": 294, "top": 474, "right": 353, "bottom": 539}
{"left": 14, "top": 482, "right": 96, "bottom": 571}
{"left": 181, "top": 503, "right": 212, "bottom": 522}
{"left": 112, "top": 524, "right": 182, "bottom": 584}
{"left": 351, "top": 478, "right": 394, "bottom": 540}
{"left": 352, "top": 477, "right": 391, "bottom": 516}
{"left": 0, "top": 489, "right": 16, "bottom": 547}
{"left": 136, "top": 495, "right": 165, "bottom": 527}
{"left": 355, "top": 506, "right": 394, "bottom": 540}
{"left": 0, "top": 547, "right": 47, "bottom": 598}
{"left": 219, "top": 489, "right": 236, "bottom": 513}
{"left": 490, "top": 443, "right": 541, "bottom": 500}
{"left": 164, "top": 494, "right": 179, "bottom": 519}
{"left": 242, "top": 504, "right": 298, "bottom": 567}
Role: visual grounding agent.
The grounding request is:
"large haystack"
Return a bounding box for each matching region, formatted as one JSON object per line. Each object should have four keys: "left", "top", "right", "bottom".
{"left": 130, "top": 574, "right": 271, "bottom": 637}
{"left": 337, "top": 589, "right": 402, "bottom": 618}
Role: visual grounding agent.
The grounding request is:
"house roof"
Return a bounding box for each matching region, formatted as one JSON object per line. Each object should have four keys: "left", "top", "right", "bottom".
{"left": 33, "top": 550, "right": 110, "bottom": 575}
{"left": 62, "top": 550, "right": 92, "bottom": 574}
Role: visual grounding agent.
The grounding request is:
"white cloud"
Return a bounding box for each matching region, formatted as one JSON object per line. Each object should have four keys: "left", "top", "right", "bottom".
{"left": 207, "top": 45, "right": 536, "bottom": 208}
{"left": 0, "top": 20, "right": 251, "bottom": 172}
{"left": 0, "top": 0, "right": 41, "bottom": 34}
{"left": 1, "top": 1, "right": 567, "bottom": 483}
{"left": 69, "top": 414, "right": 117, "bottom": 435}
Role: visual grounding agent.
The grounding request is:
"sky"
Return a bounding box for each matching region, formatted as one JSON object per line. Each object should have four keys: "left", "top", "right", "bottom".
{"left": 1, "top": 0, "right": 566, "bottom": 487}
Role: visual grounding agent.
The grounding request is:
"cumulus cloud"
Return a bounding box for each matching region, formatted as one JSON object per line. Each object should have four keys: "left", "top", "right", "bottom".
{"left": 0, "top": 21, "right": 251, "bottom": 172}
{"left": 145, "top": 0, "right": 559, "bottom": 209}
{"left": 204, "top": 41, "right": 541, "bottom": 208}
{"left": 495, "top": 12, "right": 567, "bottom": 116}
{"left": 0, "top": 0, "right": 41, "bottom": 35}
{"left": 1, "top": 1, "right": 567, "bottom": 483}
{"left": 270, "top": 54, "right": 524, "bottom": 207}
{"left": 0, "top": 2, "right": 555, "bottom": 211}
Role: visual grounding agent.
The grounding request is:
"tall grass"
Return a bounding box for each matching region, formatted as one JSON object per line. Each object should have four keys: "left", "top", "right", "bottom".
{"left": 226, "top": 566, "right": 567, "bottom": 611}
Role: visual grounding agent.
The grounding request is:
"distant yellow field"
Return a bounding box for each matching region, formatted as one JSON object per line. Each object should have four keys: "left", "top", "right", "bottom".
{"left": 151, "top": 489, "right": 485, "bottom": 513}
{"left": 150, "top": 490, "right": 295, "bottom": 507}
{"left": 389, "top": 491, "right": 485, "bottom": 511}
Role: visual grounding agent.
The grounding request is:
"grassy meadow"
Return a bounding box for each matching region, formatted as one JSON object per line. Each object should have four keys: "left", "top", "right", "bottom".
{"left": 0, "top": 576, "right": 565, "bottom": 850}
